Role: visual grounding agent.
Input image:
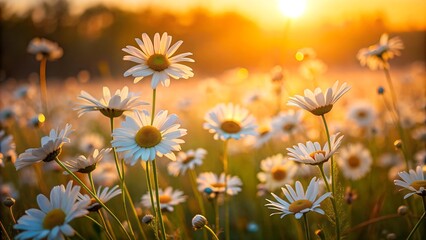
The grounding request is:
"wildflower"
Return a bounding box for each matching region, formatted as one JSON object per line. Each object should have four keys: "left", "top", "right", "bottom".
{"left": 167, "top": 148, "right": 207, "bottom": 176}
{"left": 79, "top": 185, "right": 121, "bottom": 212}
{"left": 204, "top": 103, "right": 257, "bottom": 141}
{"left": 299, "top": 59, "right": 327, "bottom": 80}
{"left": 357, "top": 33, "right": 404, "bottom": 70}
{"left": 27, "top": 38, "right": 63, "bottom": 61}
{"left": 15, "top": 124, "right": 72, "bottom": 170}
{"left": 0, "top": 130, "right": 16, "bottom": 167}
{"left": 123, "top": 32, "right": 194, "bottom": 89}
{"left": 397, "top": 205, "right": 408, "bottom": 216}
{"left": 78, "top": 133, "right": 104, "bottom": 153}
{"left": 63, "top": 148, "right": 111, "bottom": 174}
{"left": 265, "top": 177, "right": 331, "bottom": 219}
{"left": 257, "top": 154, "right": 297, "bottom": 191}
{"left": 112, "top": 110, "right": 187, "bottom": 165}
{"left": 271, "top": 110, "right": 304, "bottom": 138}
{"left": 142, "top": 214, "right": 154, "bottom": 224}
{"left": 245, "top": 121, "right": 275, "bottom": 149}
{"left": 288, "top": 81, "right": 351, "bottom": 116}
{"left": 92, "top": 161, "right": 119, "bottom": 186}
{"left": 287, "top": 133, "right": 344, "bottom": 165}
{"left": 192, "top": 214, "right": 208, "bottom": 229}
{"left": 3, "top": 197, "right": 16, "bottom": 207}
{"left": 338, "top": 143, "right": 372, "bottom": 180}
{"left": 197, "top": 172, "right": 242, "bottom": 196}
{"left": 346, "top": 101, "right": 377, "bottom": 127}
{"left": 141, "top": 187, "right": 186, "bottom": 212}
{"left": 14, "top": 181, "right": 90, "bottom": 240}
{"left": 74, "top": 86, "right": 148, "bottom": 118}
{"left": 394, "top": 166, "right": 426, "bottom": 199}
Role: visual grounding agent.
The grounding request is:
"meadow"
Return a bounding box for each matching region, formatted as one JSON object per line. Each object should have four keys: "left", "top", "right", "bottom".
{"left": 0, "top": 3, "right": 425, "bottom": 240}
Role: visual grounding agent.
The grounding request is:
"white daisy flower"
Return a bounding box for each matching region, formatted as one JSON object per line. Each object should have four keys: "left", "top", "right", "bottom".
{"left": 112, "top": 110, "right": 187, "bottom": 165}
{"left": 287, "top": 133, "right": 344, "bottom": 165}
{"left": 203, "top": 103, "right": 257, "bottom": 141}
{"left": 288, "top": 81, "right": 351, "bottom": 116}
{"left": 394, "top": 166, "right": 426, "bottom": 199}
{"left": 63, "top": 148, "right": 111, "bottom": 174}
{"left": 122, "top": 32, "right": 194, "bottom": 89}
{"left": 78, "top": 133, "right": 105, "bottom": 153}
{"left": 141, "top": 187, "right": 186, "bottom": 212}
{"left": 337, "top": 143, "right": 372, "bottom": 180}
{"left": 357, "top": 33, "right": 404, "bottom": 70}
{"left": 197, "top": 172, "right": 242, "bottom": 196}
{"left": 265, "top": 177, "right": 331, "bottom": 219}
{"left": 79, "top": 185, "right": 122, "bottom": 212}
{"left": 14, "top": 181, "right": 90, "bottom": 240}
{"left": 257, "top": 154, "right": 298, "bottom": 191}
{"left": 299, "top": 59, "right": 327, "bottom": 80}
{"left": 244, "top": 121, "right": 275, "bottom": 149}
{"left": 0, "top": 130, "right": 16, "bottom": 167}
{"left": 74, "top": 86, "right": 148, "bottom": 118}
{"left": 27, "top": 38, "right": 63, "bottom": 61}
{"left": 271, "top": 110, "right": 304, "bottom": 138}
{"left": 92, "top": 161, "right": 119, "bottom": 186}
{"left": 346, "top": 101, "right": 377, "bottom": 127}
{"left": 15, "top": 124, "right": 73, "bottom": 170}
{"left": 167, "top": 148, "right": 207, "bottom": 176}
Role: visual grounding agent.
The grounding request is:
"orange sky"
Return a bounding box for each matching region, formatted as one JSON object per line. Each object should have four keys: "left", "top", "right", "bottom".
{"left": 3, "top": 0, "right": 426, "bottom": 30}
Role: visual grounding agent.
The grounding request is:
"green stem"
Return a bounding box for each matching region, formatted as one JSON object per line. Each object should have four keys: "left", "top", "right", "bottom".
{"left": 54, "top": 158, "right": 132, "bottom": 240}
{"left": 152, "top": 159, "right": 167, "bottom": 240}
{"left": 383, "top": 68, "right": 398, "bottom": 113}
{"left": 319, "top": 115, "right": 340, "bottom": 240}
{"left": 97, "top": 210, "right": 114, "bottom": 240}
{"left": 223, "top": 139, "right": 230, "bottom": 240}
{"left": 39, "top": 57, "right": 48, "bottom": 115}
{"left": 123, "top": 184, "right": 147, "bottom": 239}
{"left": 303, "top": 214, "right": 311, "bottom": 240}
{"left": 213, "top": 198, "right": 220, "bottom": 234}
{"left": 9, "top": 206, "right": 16, "bottom": 224}
{"left": 109, "top": 117, "right": 136, "bottom": 239}
{"left": 204, "top": 225, "right": 220, "bottom": 240}
{"left": 151, "top": 89, "right": 157, "bottom": 122}
{"left": 74, "top": 230, "right": 86, "bottom": 240}
{"left": 85, "top": 214, "right": 114, "bottom": 240}
{"left": 189, "top": 169, "right": 208, "bottom": 240}
{"left": 406, "top": 211, "right": 426, "bottom": 240}
{"left": 145, "top": 161, "right": 159, "bottom": 240}
{"left": 0, "top": 220, "right": 11, "bottom": 240}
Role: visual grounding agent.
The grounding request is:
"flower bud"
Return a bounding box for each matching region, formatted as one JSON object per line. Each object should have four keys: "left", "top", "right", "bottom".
{"left": 192, "top": 214, "right": 208, "bottom": 230}
{"left": 377, "top": 86, "right": 385, "bottom": 95}
{"left": 397, "top": 205, "right": 408, "bottom": 216}
{"left": 3, "top": 197, "right": 16, "bottom": 207}
{"left": 394, "top": 140, "right": 402, "bottom": 149}
{"left": 142, "top": 214, "right": 154, "bottom": 224}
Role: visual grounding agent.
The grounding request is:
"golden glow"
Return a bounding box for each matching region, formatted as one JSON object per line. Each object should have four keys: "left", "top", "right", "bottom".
{"left": 278, "top": 0, "right": 307, "bottom": 18}
{"left": 295, "top": 52, "right": 305, "bottom": 61}
{"left": 38, "top": 113, "right": 46, "bottom": 123}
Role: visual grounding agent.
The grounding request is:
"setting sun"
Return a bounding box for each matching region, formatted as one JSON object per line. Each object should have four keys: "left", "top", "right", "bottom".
{"left": 278, "top": 0, "right": 307, "bottom": 18}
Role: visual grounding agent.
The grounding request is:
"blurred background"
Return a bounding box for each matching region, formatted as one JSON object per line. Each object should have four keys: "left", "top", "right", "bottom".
{"left": 0, "top": 0, "right": 425, "bottom": 80}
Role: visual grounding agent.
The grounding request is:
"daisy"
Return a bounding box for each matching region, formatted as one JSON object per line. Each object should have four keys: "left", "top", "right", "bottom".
{"left": 74, "top": 86, "right": 148, "bottom": 118}
{"left": 299, "top": 59, "right": 327, "bottom": 80}
{"left": 167, "top": 148, "right": 207, "bottom": 176}
{"left": 394, "top": 166, "right": 426, "bottom": 199}
{"left": 287, "top": 133, "right": 344, "bottom": 165}
{"left": 257, "top": 154, "right": 298, "bottom": 191}
{"left": 271, "top": 110, "right": 304, "bottom": 138}
{"left": 141, "top": 187, "right": 186, "bottom": 212}
{"left": 122, "top": 32, "right": 194, "bottom": 89}
{"left": 79, "top": 185, "right": 122, "bottom": 212}
{"left": 197, "top": 172, "right": 242, "bottom": 196}
{"left": 203, "top": 103, "right": 257, "bottom": 141}
{"left": 244, "top": 120, "right": 275, "bottom": 149}
{"left": 357, "top": 33, "right": 404, "bottom": 70}
{"left": 346, "top": 101, "right": 377, "bottom": 127}
{"left": 112, "top": 110, "right": 187, "bottom": 165}
{"left": 92, "top": 161, "right": 119, "bottom": 186}
{"left": 288, "top": 81, "right": 351, "bottom": 116}
{"left": 337, "top": 143, "right": 372, "bottom": 180}
{"left": 0, "top": 130, "right": 16, "bottom": 167}
{"left": 78, "top": 133, "right": 105, "bottom": 153}
{"left": 265, "top": 177, "right": 331, "bottom": 219}
{"left": 27, "top": 38, "right": 63, "bottom": 61}
{"left": 15, "top": 124, "right": 73, "bottom": 170}
{"left": 63, "top": 148, "right": 111, "bottom": 174}
{"left": 27, "top": 114, "right": 46, "bottom": 129}
{"left": 14, "top": 181, "right": 90, "bottom": 240}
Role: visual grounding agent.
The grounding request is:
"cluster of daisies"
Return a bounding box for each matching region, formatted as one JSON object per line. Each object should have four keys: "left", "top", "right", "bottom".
{"left": 0, "top": 31, "right": 424, "bottom": 240}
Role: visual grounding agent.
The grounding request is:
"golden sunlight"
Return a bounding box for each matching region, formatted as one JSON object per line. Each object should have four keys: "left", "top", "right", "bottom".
{"left": 278, "top": 0, "right": 307, "bottom": 18}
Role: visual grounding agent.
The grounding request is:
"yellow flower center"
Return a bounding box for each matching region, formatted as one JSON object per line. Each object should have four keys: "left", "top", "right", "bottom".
{"left": 220, "top": 120, "right": 241, "bottom": 134}
{"left": 271, "top": 166, "right": 287, "bottom": 181}
{"left": 182, "top": 156, "right": 195, "bottom": 164}
{"left": 410, "top": 180, "right": 426, "bottom": 191}
{"left": 258, "top": 127, "right": 270, "bottom": 137}
{"left": 147, "top": 54, "right": 170, "bottom": 72}
{"left": 211, "top": 183, "right": 226, "bottom": 189}
{"left": 356, "top": 110, "right": 367, "bottom": 119}
{"left": 311, "top": 105, "right": 333, "bottom": 116}
{"left": 348, "top": 155, "right": 361, "bottom": 168}
{"left": 288, "top": 199, "right": 313, "bottom": 213}
{"left": 282, "top": 123, "right": 296, "bottom": 132}
{"left": 135, "top": 126, "right": 162, "bottom": 148}
{"left": 43, "top": 208, "right": 66, "bottom": 229}
{"left": 159, "top": 195, "right": 172, "bottom": 204}
{"left": 309, "top": 150, "right": 326, "bottom": 160}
